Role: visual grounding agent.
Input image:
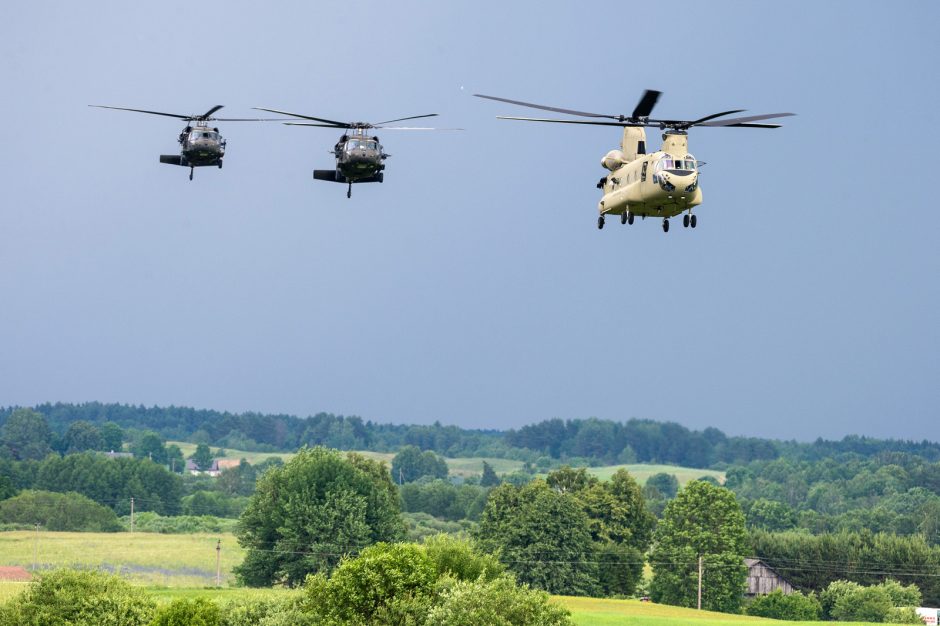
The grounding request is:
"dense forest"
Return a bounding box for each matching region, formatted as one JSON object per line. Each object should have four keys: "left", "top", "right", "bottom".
{"left": 3, "top": 402, "right": 938, "bottom": 468}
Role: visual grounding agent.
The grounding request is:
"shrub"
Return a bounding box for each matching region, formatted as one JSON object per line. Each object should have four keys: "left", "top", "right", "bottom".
{"left": 121, "top": 511, "right": 237, "bottom": 533}
{"left": 0, "top": 490, "right": 121, "bottom": 532}
{"left": 219, "top": 596, "right": 308, "bottom": 626}
{"left": 0, "top": 568, "right": 155, "bottom": 625}
{"left": 745, "top": 589, "right": 821, "bottom": 620}
{"left": 423, "top": 534, "right": 504, "bottom": 582}
{"left": 304, "top": 542, "right": 437, "bottom": 624}
{"left": 822, "top": 579, "right": 921, "bottom": 623}
{"left": 425, "top": 575, "right": 573, "bottom": 626}
{"left": 150, "top": 597, "right": 220, "bottom": 626}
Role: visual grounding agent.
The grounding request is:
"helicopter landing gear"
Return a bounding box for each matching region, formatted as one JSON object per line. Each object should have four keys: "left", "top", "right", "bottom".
{"left": 218, "top": 159, "right": 223, "bottom": 169}
{"left": 627, "top": 212, "right": 634, "bottom": 225}
{"left": 690, "top": 214, "right": 697, "bottom": 228}
{"left": 189, "top": 167, "right": 194, "bottom": 181}
{"left": 662, "top": 218, "right": 670, "bottom": 233}
{"left": 683, "top": 214, "right": 690, "bottom": 228}
{"left": 620, "top": 212, "right": 628, "bottom": 225}
{"left": 347, "top": 182, "right": 352, "bottom": 199}
{"left": 597, "top": 215, "right": 605, "bottom": 230}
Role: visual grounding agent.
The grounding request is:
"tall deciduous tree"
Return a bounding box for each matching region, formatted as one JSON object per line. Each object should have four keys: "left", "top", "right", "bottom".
{"left": 234, "top": 447, "right": 405, "bottom": 586}
{"left": 133, "top": 431, "right": 167, "bottom": 464}
{"left": 63, "top": 421, "right": 104, "bottom": 454}
{"left": 480, "top": 461, "right": 501, "bottom": 487}
{"left": 650, "top": 481, "right": 748, "bottom": 613}
{"left": 391, "top": 446, "right": 448, "bottom": 483}
{"left": 475, "top": 480, "right": 599, "bottom": 596}
{"left": 189, "top": 443, "right": 213, "bottom": 470}
{"left": 98, "top": 422, "right": 124, "bottom": 453}
{"left": 1, "top": 409, "right": 53, "bottom": 461}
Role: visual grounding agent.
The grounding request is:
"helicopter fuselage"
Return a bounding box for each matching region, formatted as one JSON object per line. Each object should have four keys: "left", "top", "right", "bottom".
{"left": 598, "top": 129, "right": 702, "bottom": 220}
{"left": 160, "top": 123, "right": 226, "bottom": 168}
{"left": 314, "top": 127, "right": 386, "bottom": 185}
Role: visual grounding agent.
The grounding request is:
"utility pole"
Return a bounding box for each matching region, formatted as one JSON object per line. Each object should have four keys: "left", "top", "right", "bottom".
{"left": 130, "top": 497, "right": 135, "bottom": 533}
{"left": 33, "top": 523, "right": 39, "bottom": 572}
{"left": 697, "top": 555, "right": 703, "bottom": 610}
{"left": 216, "top": 540, "right": 222, "bottom": 586}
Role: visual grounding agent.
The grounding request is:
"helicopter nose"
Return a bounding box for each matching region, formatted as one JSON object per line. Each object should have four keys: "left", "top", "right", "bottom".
{"left": 656, "top": 171, "right": 698, "bottom": 193}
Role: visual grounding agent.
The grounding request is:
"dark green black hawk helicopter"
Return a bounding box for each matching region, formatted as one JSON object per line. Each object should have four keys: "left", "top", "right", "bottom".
{"left": 253, "top": 107, "right": 461, "bottom": 197}
{"left": 89, "top": 104, "right": 284, "bottom": 180}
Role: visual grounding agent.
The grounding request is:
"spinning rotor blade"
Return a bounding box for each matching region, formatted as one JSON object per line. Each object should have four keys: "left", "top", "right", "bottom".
{"left": 373, "top": 126, "right": 464, "bottom": 130}
{"left": 253, "top": 107, "right": 350, "bottom": 127}
{"left": 88, "top": 105, "right": 191, "bottom": 120}
{"left": 698, "top": 112, "right": 796, "bottom": 127}
{"left": 495, "top": 115, "right": 644, "bottom": 127}
{"left": 688, "top": 109, "right": 746, "bottom": 125}
{"left": 374, "top": 113, "right": 439, "bottom": 125}
{"left": 631, "top": 90, "right": 661, "bottom": 119}
{"left": 283, "top": 123, "right": 350, "bottom": 128}
{"left": 212, "top": 117, "right": 296, "bottom": 122}
{"left": 475, "top": 94, "right": 616, "bottom": 119}
{"left": 199, "top": 105, "right": 224, "bottom": 119}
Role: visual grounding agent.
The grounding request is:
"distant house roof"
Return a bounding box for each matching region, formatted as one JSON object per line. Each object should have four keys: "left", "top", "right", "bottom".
{"left": 102, "top": 450, "right": 133, "bottom": 459}
{"left": 216, "top": 459, "right": 242, "bottom": 470}
{"left": 185, "top": 459, "right": 219, "bottom": 472}
{"left": 0, "top": 566, "right": 32, "bottom": 581}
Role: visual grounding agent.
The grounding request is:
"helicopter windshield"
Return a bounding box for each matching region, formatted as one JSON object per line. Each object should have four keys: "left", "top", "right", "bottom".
{"left": 346, "top": 139, "right": 378, "bottom": 152}
{"left": 190, "top": 130, "right": 219, "bottom": 142}
{"left": 655, "top": 156, "right": 696, "bottom": 173}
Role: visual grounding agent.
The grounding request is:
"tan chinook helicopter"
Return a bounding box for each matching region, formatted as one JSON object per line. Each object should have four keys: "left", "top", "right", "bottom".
{"left": 253, "top": 107, "right": 461, "bottom": 198}
{"left": 476, "top": 90, "right": 794, "bottom": 231}
{"left": 88, "top": 105, "right": 286, "bottom": 180}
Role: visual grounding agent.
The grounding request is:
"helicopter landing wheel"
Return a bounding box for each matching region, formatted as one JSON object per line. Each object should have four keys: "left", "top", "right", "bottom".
{"left": 218, "top": 159, "right": 223, "bottom": 169}
{"left": 690, "top": 214, "right": 697, "bottom": 228}
{"left": 683, "top": 214, "right": 690, "bottom": 228}
{"left": 627, "top": 212, "right": 634, "bottom": 225}
{"left": 189, "top": 168, "right": 194, "bottom": 181}
{"left": 662, "top": 219, "right": 669, "bottom": 233}
{"left": 347, "top": 183, "right": 352, "bottom": 199}
{"left": 620, "top": 212, "right": 628, "bottom": 225}
{"left": 597, "top": 215, "right": 605, "bottom": 230}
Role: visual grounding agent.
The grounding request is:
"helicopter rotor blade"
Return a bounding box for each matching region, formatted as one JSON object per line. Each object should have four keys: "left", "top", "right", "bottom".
{"left": 212, "top": 117, "right": 296, "bottom": 122}
{"left": 688, "top": 109, "right": 747, "bottom": 125}
{"left": 88, "top": 105, "right": 191, "bottom": 120}
{"left": 698, "top": 112, "right": 796, "bottom": 127}
{"left": 631, "top": 90, "right": 661, "bottom": 119}
{"left": 283, "top": 122, "right": 349, "bottom": 128}
{"left": 198, "top": 105, "right": 224, "bottom": 119}
{"left": 475, "top": 94, "right": 618, "bottom": 120}
{"left": 253, "top": 107, "right": 351, "bottom": 127}
{"left": 374, "top": 113, "right": 439, "bottom": 125}
{"left": 373, "top": 126, "right": 464, "bottom": 130}
{"left": 495, "top": 115, "right": 644, "bottom": 127}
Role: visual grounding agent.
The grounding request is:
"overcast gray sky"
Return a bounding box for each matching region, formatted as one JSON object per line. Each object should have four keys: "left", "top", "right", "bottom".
{"left": 1, "top": 1, "right": 937, "bottom": 441}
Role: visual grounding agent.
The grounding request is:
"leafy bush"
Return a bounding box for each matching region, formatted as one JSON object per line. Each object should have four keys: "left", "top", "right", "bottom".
{"left": 0, "top": 568, "right": 155, "bottom": 625}
{"left": 404, "top": 511, "right": 474, "bottom": 542}
{"left": 219, "top": 596, "right": 310, "bottom": 626}
{"left": 821, "top": 579, "right": 922, "bottom": 623}
{"left": 423, "top": 533, "right": 504, "bottom": 582}
{"left": 745, "top": 589, "right": 821, "bottom": 620}
{"left": 150, "top": 597, "right": 220, "bottom": 626}
{"left": 304, "top": 542, "right": 437, "bottom": 624}
{"left": 121, "top": 511, "right": 237, "bottom": 533}
{"left": 181, "top": 490, "right": 248, "bottom": 518}
{"left": 425, "top": 575, "right": 573, "bottom": 626}
{"left": 0, "top": 490, "right": 121, "bottom": 531}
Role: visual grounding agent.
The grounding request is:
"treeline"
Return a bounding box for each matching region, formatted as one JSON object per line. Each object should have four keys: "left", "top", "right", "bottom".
{"left": 7, "top": 402, "right": 939, "bottom": 470}
{"left": 506, "top": 417, "right": 940, "bottom": 467}
{"left": 0, "top": 402, "right": 504, "bottom": 457}
{"left": 729, "top": 453, "right": 940, "bottom": 539}
{"left": 750, "top": 529, "right": 940, "bottom": 606}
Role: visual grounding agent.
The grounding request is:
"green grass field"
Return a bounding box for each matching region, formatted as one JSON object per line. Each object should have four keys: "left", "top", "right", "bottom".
{"left": 0, "top": 533, "right": 884, "bottom": 624}
{"left": 583, "top": 463, "right": 725, "bottom": 486}
{"left": 0, "top": 531, "right": 242, "bottom": 587}
{"left": 172, "top": 440, "right": 721, "bottom": 486}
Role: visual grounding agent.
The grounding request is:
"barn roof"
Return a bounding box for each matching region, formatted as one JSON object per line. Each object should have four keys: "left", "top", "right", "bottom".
{"left": 0, "top": 566, "right": 33, "bottom": 581}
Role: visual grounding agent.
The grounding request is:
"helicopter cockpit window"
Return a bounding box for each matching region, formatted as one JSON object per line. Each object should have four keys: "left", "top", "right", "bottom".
{"left": 656, "top": 157, "right": 696, "bottom": 173}
{"left": 345, "top": 139, "right": 361, "bottom": 151}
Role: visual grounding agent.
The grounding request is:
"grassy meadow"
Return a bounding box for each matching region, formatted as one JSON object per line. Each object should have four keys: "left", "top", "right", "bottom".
{"left": 0, "top": 530, "right": 242, "bottom": 587}
{"left": 584, "top": 463, "right": 725, "bottom": 485}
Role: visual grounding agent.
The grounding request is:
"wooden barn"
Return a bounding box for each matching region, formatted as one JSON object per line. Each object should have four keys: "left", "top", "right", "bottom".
{"left": 745, "top": 558, "right": 795, "bottom": 596}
